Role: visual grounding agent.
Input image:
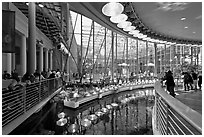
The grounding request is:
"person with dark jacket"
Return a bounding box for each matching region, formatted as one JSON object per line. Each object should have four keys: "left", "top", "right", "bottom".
{"left": 187, "top": 72, "right": 193, "bottom": 90}
{"left": 198, "top": 73, "right": 202, "bottom": 90}
{"left": 191, "top": 71, "right": 198, "bottom": 90}
{"left": 163, "top": 70, "right": 175, "bottom": 97}
{"left": 3, "top": 71, "right": 11, "bottom": 80}
{"left": 183, "top": 72, "right": 189, "bottom": 91}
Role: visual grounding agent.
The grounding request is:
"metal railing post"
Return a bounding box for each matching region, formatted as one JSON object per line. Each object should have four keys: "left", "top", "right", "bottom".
{"left": 166, "top": 103, "right": 169, "bottom": 135}
{"left": 22, "top": 85, "right": 26, "bottom": 113}
{"left": 39, "top": 81, "right": 41, "bottom": 102}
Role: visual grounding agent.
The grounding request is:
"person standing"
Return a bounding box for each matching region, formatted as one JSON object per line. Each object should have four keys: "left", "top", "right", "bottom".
{"left": 163, "top": 70, "right": 176, "bottom": 97}
{"left": 187, "top": 72, "right": 193, "bottom": 90}
{"left": 183, "top": 72, "right": 189, "bottom": 91}
{"left": 198, "top": 72, "right": 202, "bottom": 90}
{"left": 191, "top": 70, "right": 198, "bottom": 90}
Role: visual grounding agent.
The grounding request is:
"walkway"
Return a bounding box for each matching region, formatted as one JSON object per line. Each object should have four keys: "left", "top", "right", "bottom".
{"left": 175, "top": 89, "right": 202, "bottom": 114}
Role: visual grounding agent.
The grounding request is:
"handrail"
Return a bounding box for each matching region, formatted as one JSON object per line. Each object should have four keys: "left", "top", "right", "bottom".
{"left": 2, "top": 77, "right": 156, "bottom": 134}
{"left": 2, "top": 77, "right": 62, "bottom": 129}
{"left": 154, "top": 81, "right": 202, "bottom": 135}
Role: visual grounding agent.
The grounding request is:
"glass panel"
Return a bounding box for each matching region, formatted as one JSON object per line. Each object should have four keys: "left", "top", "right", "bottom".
{"left": 93, "top": 22, "right": 105, "bottom": 80}
{"left": 138, "top": 40, "right": 146, "bottom": 79}
{"left": 147, "top": 42, "right": 155, "bottom": 78}
{"left": 81, "top": 15, "right": 94, "bottom": 80}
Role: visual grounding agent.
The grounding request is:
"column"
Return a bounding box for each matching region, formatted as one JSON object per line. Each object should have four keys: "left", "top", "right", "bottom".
{"left": 27, "top": 2, "right": 36, "bottom": 74}
{"left": 49, "top": 50, "right": 53, "bottom": 70}
{"left": 126, "top": 37, "right": 128, "bottom": 80}
{"left": 146, "top": 41, "right": 148, "bottom": 77}
{"left": 20, "top": 34, "right": 26, "bottom": 76}
{"left": 111, "top": 31, "right": 114, "bottom": 81}
{"left": 104, "top": 28, "right": 107, "bottom": 77}
{"left": 39, "top": 45, "right": 43, "bottom": 72}
{"left": 44, "top": 48, "right": 48, "bottom": 71}
{"left": 154, "top": 43, "right": 158, "bottom": 76}
{"left": 80, "top": 14, "right": 83, "bottom": 78}
{"left": 169, "top": 45, "right": 172, "bottom": 69}
{"left": 190, "top": 46, "right": 193, "bottom": 65}
{"left": 196, "top": 47, "right": 199, "bottom": 66}
{"left": 92, "top": 21, "right": 95, "bottom": 81}
{"left": 115, "top": 34, "right": 118, "bottom": 78}
{"left": 164, "top": 44, "right": 167, "bottom": 70}
{"left": 160, "top": 45, "right": 162, "bottom": 74}
{"left": 12, "top": 53, "right": 15, "bottom": 71}
{"left": 7, "top": 53, "right": 12, "bottom": 74}
{"left": 136, "top": 39, "right": 139, "bottom": 77}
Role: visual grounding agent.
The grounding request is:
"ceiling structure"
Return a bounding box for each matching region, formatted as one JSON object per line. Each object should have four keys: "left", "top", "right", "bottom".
{"left": 88, "top": 2, "right": 202, "bottom": 45}
{"left": 13, "top": 2, "right": 202, "bottom": 45}
{"left": 131, "top": 2, "right": 202, "bottom": 42}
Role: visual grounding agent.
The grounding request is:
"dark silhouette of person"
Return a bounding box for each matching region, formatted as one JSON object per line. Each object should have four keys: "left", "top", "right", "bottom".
{"left": 183, "top": 72, "right": 189, "bottom": 91}
{"left": 3, "top": 70, "right": 11, "bottom": 79}
{"left": 191, "top": 70, "right": 198, "bottom": 90}
{"left": 163, "top": 70, "right": 175, "bottom": 97}
{"left": 198, "top": 74, "right": 202, "bottom": 90}
{"left": 187, "top": 72, "right": 193, "bottom": 90}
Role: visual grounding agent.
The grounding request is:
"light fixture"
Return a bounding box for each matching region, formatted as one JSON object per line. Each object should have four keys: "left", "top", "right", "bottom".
{"left": 38, "top": 3, "right": 44, "bottom": 8}
{"left": 110, "top": 14, "right": 128, "bottom": 23}
{"left": 129, "top": 30, "right": 140, "bottom": 35}
{"left": 193, "top": 32, "right": 196, "bottom": 34}
{"left": 134, "top": 33, "right": 144, "bottom": 38}
{"left": 184, "top": 26, "right": 188, "bottom": 29}
{"left": 123, "top": 26, "right": 136, "bottom": 31}
{"left": 117, "top": 21, "right": 132, "bottom": 28}
{"left": 25, "top": 2, "right": 29, "bottom": 5}
{"left": 102, "top": 2, "right": 124, "bottom": 17}
{"left": 181, "top": 17, "right": 186, "bottom": 20}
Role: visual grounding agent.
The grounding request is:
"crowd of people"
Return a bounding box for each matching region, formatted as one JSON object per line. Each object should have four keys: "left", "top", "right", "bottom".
{"left": 2, "top": 69, "right": 64, "bottom": 91}
{"left": 3, "top": 68, "right": 202, "bottom": 98}
{"left": 161, "top": 70, "right": 202, "bottom": 98}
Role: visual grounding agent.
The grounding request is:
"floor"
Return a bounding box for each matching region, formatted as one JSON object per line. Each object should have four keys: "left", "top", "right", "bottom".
{"left": 175, "top": 89, "right": 202, "bottom": 114}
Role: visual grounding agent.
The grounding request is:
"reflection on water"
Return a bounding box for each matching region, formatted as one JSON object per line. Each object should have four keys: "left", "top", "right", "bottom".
{"left": 10, "top": 88, "right": 155, "bottom": 135}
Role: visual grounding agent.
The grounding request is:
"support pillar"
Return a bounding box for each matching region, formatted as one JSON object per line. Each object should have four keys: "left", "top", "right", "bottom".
{"left": 28, "top": 2, "right": 36, "bottom": 74}
{"left": 111, "top": 31, "right": 114, "bottom": 81}
{"left": 39, "top": 45, "right": 43, "bottom": 73}
{"left": 20, "top": 34, "right": 26, "bottom": 76}
{"left": 146, "top": 41, "right": 148, "bottom": 77}
{"left": 92, "top": 21, "right": 95, "bottom": 81}
{"left": 12, "top": 53, "right": 15, "bottom": 71}
{"left": 126, "top": 37, "right": 128, "bottom": 80}
{"left": 115, "top": 34, "right": 118, "bottom": 78}
{"left": 49, "top": 50, "right": 53, "bottom": 70}
{"left": 190, "top": 46, "right": 193, "bottom": 65}
{"left": 104, "top": 28, "right": 107, "bottom": 78}
{"left": 7, "top": 53, "right": 12, "bottom": 74}
{"left": 164, "top": 44, "right": 167, "bottom": 71}
{"left": 154, "top": 43, "right": 158, "bottom": 77}
{"left": 44, "top": 49, "right": 48, "bottom": 71}
{"left": 136, "top": 39, "right": 139, "bottom": 77}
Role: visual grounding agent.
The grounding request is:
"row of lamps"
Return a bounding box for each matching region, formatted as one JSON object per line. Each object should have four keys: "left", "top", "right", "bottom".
{"left": 102, "top": 2, "right": 201, "bottom": 46}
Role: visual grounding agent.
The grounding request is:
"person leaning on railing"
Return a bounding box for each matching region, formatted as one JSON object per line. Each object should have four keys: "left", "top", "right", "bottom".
{"left": 163, "top": 70, "right": 176, "bottom": 97}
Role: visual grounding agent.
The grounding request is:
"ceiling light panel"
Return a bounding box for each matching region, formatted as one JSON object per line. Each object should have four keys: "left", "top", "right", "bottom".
{"left": 110, "top": 14, "right": 128, "bottom": 23}
{"left": 102, "top": 2, "right": 124, "bottom": 17}
{"left": 117, "top": 21, "right": 132, "bottom": 28}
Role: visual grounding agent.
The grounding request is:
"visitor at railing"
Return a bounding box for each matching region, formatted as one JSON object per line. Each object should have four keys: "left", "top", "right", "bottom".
{"left": 33, "top": 70, "right": 45, "bottom": 82}
{"left": 3, "top": 70, "right": 11, "bottom": 80}
{"left": 162, "top": 70, "right": 175, "bottom": 97}
{"left": 198, "top": 72, "right": 202, "bottom": 90}
{"left": 191, "top": 70, "right": 198, "bottom": 90}
{"left": 187, "top": 71, "right": 193, "bottom": 90}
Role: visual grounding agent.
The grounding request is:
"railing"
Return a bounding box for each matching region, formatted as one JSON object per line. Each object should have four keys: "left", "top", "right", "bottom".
{"left": 2, "top": 77, "right": 62, "bottom": 127}
{"left": 154, "top": 81, "right": 202, "bottom": 135}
